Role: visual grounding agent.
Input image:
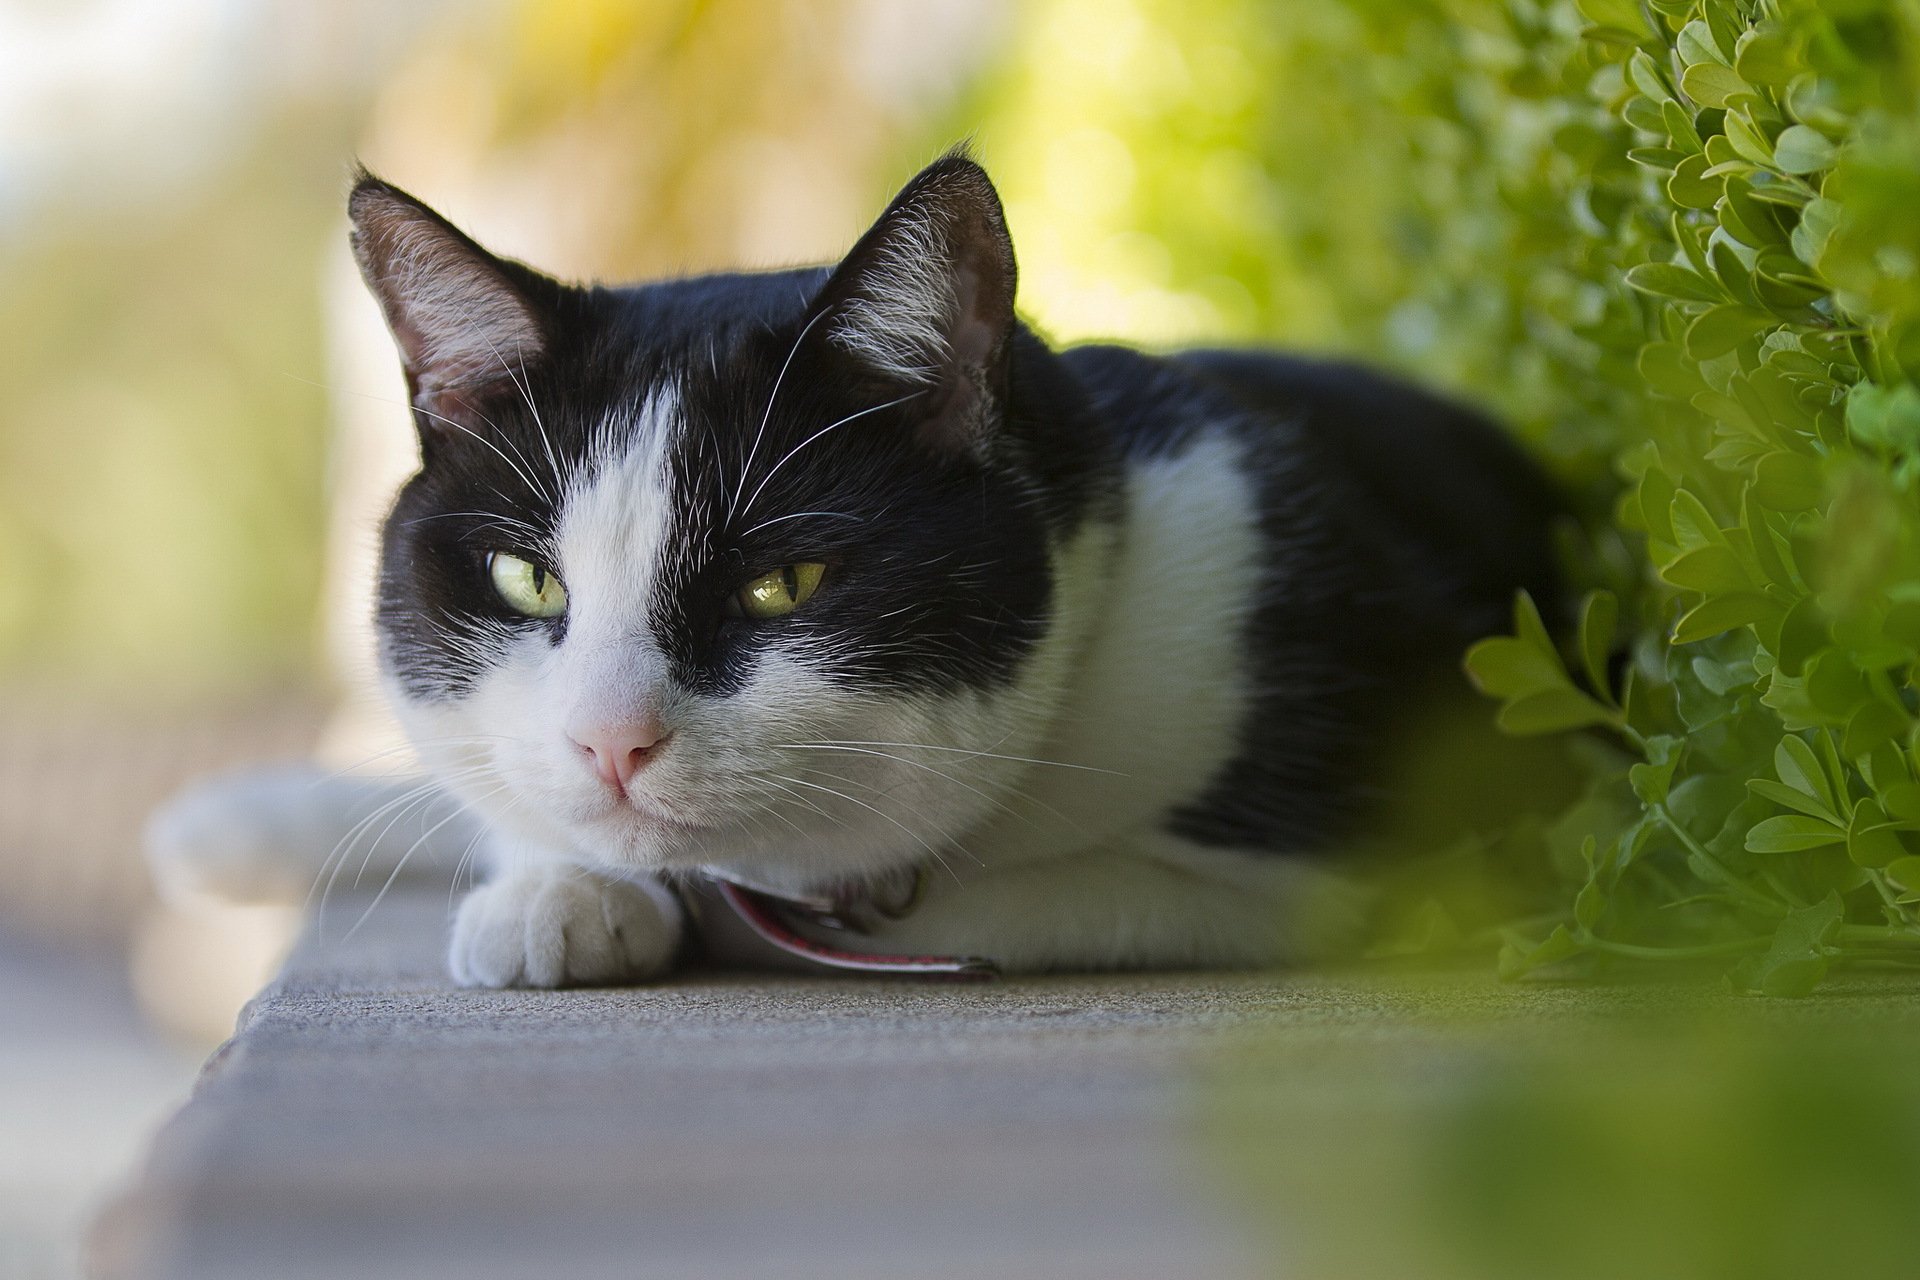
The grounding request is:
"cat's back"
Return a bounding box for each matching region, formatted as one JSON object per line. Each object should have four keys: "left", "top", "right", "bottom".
{"left": 1060, "top": 341, "right": 1564, "bottom": 638}
{"left": 1053, "top": 340, "right": 1566, "bottom": 852}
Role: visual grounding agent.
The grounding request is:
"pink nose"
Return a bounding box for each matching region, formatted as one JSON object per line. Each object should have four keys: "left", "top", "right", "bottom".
{"left": 569, "top": 720, "right": 670, "bottom": 791}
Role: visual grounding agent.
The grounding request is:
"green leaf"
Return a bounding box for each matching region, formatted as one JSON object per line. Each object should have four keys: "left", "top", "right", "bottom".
{"left": 1661, "top": 99, "right": 1703, "bottom": 153}
{"left": 1745, "top": 814, "right": 1846, "bottom": 853}
{"left": 1720, "top": 177, "right": 1787, "bottom": 248}
{"left": 1881, "top": 783, "right": 1920, "bottom": 824}
{"left": 1666, "top": 152, "right": 1723, "bottom": 210}
{"left": 1624, "top": 262, "right": 1723, "bottom": 303}
{"left": 1659, "top": 544, "right": 1751, "bottom": 593}
{"left": 1734, "top": 21, "right": 1800, "bottom": 87}
{"left": 1640, "top": 342, "right": 1709, "bottom": 399}
{"left": 1772, "top": 125, "right": 1837, "bottom": 175}
{"left": 1512, "top": 590, "right": 1556, "bottom": 660}
{"left": 1723, "top": 109, "right": 1776, "bottom": 167}
{"left": 1728, "top": 894, "right": 1843, "bottom": 996}
{"left": 1464, "top": 636, "right": 1565, "bottom": 700}
{"left": 1497, "top": 924, "right": 1581, "bottom": 981}
{"left": 1573, "top": 880, "right": 1603, "bottom": 931}
{"left": 1775, "top": 735, "right": 1837, "bottom": 813}
{"left": 1675, "top": 19, "right": 1727, "bottom": 67}
{"left": 1685, "top": 305, "right": 1774, "bottom": 360}
{"left": 1638, "top": 466, "right": 1678, "bottom": 543}
{"left": 1742, "top": 488, "right": 1794, "bottom": 588}
{"left": 1804, "top": 651, "right": 1868, "bottom": 719}
{"left": 1886, "top": 857, "right": 1920, "bottom": 892}
{"left": 1847, "top": 798, "right": 1906, "bottom": 868}
{"left": 1668, "top": 488, "right": 1722, "bottom": 550}
{"left": 1578, "top": 590, "right": 1617, "bottom": 699}
{"left": 1774, "top": 595, "right": 1827, "bottom": 677}
{"left": 1790, "top": 197, "right": 1840, "bottom": 267}
{"left": 1845, "top": 383, "right": 1920, "bottom": 450}
{"left": 1630, "top": 736, "right": 1682, "bottom": 806}
{"left": 1680, "top": 61, "right": 1747, "bottom": 108}
{"left": 1751, "top": 452, "right": 1824, "bottom": 511}
{"left": 1497, "top": 689, "right": 1616, "bottom": 735}
{"left": 1844, "top": 701, "right": 1908, "bottom": 759}
{"left": 1576, "top": 0, "right": 1648, "bottom": 37}
{"left": 1625, "top": 48, "right": 1673, "bottom": 103}
{"left": 1672, "top": 592, "right": 1776, "bottom": 644}
{"left": 1746, "top": 778, "right": 1840, "bottom": 824}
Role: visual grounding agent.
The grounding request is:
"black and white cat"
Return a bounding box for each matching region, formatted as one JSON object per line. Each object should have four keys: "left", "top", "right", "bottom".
{"left": 152, "top": 150, "right": 1564, "bottom": 985}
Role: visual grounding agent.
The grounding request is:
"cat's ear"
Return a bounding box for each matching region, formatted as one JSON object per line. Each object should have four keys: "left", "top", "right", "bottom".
{"left": 814, "top": 151, "right": 1017, "bottom": 442}
{"left": 347, "top": 172, "right": 548, "bottom": 432}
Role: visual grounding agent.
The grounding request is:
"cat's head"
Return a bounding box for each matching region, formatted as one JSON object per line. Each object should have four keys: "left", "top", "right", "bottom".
{"left": 352, "top": 153, "right": 1111, "bottom": 889}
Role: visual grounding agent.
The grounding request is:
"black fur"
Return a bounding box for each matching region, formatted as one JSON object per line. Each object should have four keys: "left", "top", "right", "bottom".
{"left": 357, "top": 153, "right": 1562, "bottom": 857}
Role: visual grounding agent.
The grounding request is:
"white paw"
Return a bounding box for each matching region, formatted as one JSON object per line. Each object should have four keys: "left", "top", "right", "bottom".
{"left": 449, "top": 867, "right": 682, "bottom": 988}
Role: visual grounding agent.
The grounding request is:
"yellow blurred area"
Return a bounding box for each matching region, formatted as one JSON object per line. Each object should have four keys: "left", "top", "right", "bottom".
{"left": 3, "top": 0, "right": 1455, "bottom": 703}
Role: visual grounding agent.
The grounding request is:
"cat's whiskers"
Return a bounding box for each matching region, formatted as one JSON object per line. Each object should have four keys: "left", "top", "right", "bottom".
{"left": 787, "top": 738, "right": 1124, "bottom": 776}
{"left": 772, "top": 768, "right": 975, "bottom": 881}
{"left": 311, "top": 768, "right": 495, "bottom": 931}
{"left": 735, "top": 510, "right": 867, "bottom": 539}
{"left": 775, "top": 742, "right": 1081, "bottom": 835}
{"left": 310, "top": 775, "right": 454, "bottom": 909}
{"left": 735, "top": 391, "right": 922, "bottom": 523}
{"left": 301, "top": 372, "right": 555, "bottom": 510}
{"left": 729, "top": 307, "right": 830, "bottom": 521}
{"left": 755, "top": 776, "right": 837, "bottom": 825}
{"left": 411, "top": 404, "right": 557, "bottom": 508}
{"left": 474, "top": 334, "right": 566, "bottom": 500}
{"left": 313, "top": 734, "right": 516, "bottom": 784}
{"left": 400, "top": 511, "right": 545, "bottom": 536}
{"left": 345, "top": 780, "right": 513, "bottom": 943}
{"left": 446, "top": 813, "right": 496, "bottom": 919}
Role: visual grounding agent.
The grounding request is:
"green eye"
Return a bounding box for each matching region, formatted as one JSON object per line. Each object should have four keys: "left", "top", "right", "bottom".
{"left": 488, "top": 551, "right": 567, "bottom": 618}
{"left": 732, "top": 562, "right": 826, "bottom": 621}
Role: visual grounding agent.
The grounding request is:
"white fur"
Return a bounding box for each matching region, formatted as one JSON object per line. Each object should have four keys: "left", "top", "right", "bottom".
{"left": 826, "top": 208, "right": 956, "bottom": 384}
{"left": 449, "top": 865, "right": 681, "bottom": 987}
{"left": 155, "top": 413, "right": 1367, "bottom": 984}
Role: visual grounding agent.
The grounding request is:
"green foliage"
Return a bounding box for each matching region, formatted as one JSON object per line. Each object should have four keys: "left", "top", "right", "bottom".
{"left": 1454, "top": 0, "right": 1920, "bottom": 992}
{"left": 978, "top": 0, "right": 1920, "bottom": 991}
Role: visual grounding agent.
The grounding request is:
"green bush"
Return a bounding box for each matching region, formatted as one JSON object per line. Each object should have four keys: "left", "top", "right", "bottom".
{"left": 1450, "top": 0, "right": 1920, "bottom": 994}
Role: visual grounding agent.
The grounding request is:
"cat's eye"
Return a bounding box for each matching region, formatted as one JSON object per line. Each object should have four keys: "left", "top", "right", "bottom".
{"left": 488, "top": 551, "right": 567, "bottom": 618}
{"left": 729, "top": 562, "right": 826, "bottom": 621}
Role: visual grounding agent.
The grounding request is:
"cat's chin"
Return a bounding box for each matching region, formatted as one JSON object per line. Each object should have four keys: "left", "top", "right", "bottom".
{"left": 556, "top": 794, "right": 729, "bottom": 869}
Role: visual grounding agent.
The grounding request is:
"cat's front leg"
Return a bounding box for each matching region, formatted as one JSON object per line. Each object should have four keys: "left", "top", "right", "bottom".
{"left": 450, "top": 847, "right": 685, "bottom": 988}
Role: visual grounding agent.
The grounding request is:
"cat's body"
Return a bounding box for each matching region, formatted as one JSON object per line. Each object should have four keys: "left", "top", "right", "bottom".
{"left": 150, "top": 152, "right": 1563, "bottom": 984}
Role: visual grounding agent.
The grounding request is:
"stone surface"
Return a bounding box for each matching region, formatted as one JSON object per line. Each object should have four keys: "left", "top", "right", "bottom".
{"left": 91, "top": 891, "right": 1288, "bottom": 1279}
{"left": 95, "top": 888, "right": 1920, "bottom": 1279}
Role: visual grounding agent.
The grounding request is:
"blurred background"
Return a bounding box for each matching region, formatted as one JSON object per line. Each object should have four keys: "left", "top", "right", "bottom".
{"left": 0, "top": 0, "right": 1618, "bottom": 1275}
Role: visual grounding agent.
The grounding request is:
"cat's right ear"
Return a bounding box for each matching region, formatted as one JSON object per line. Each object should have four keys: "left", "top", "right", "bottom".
{"left": 347, "top": 173, "right": 548, "bottom": 437}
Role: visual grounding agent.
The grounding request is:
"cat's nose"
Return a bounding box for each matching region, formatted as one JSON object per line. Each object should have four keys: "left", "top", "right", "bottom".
{"left": 569, "top": 719, "right": 670, "bottom": 791}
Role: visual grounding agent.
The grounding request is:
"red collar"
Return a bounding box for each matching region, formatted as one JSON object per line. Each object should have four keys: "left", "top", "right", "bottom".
{"left": 706, "top": 867, "right": 999, "bottom": 980}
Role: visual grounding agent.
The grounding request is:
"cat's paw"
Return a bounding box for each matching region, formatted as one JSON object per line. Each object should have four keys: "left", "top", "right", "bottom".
{"left": 449, "top": 867, "right": 682, "bottom": 988}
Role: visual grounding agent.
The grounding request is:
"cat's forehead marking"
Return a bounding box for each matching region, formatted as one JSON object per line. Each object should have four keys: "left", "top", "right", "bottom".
{"left": 553, "top": 384, "right": 684, "bottom": 643}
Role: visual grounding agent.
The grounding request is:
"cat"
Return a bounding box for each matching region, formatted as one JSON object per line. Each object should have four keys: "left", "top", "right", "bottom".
{"left": 148, "top": 148, "right": 1564, "bottom": 986}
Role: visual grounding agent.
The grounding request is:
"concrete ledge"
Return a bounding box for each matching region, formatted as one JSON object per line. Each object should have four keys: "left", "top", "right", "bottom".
{"left": 91, "top": 891, "right": 1292, "bottom": 1279}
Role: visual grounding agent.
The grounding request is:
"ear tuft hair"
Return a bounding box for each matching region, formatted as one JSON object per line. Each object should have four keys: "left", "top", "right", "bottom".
{"left": 818, "top": 151, "right": 1017, "bottom": 393}
{"left": 347, "top": 174, "right": 547, "bottom": 413}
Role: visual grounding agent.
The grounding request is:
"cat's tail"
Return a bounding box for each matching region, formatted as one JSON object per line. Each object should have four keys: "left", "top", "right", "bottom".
{"left": 145, "top": 764, "right": 487, "bottom": 907}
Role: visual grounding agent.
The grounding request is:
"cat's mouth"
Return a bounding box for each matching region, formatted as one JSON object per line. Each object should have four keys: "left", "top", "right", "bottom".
{"left": 594, "top": 787, "right": 711, "bottom": 836}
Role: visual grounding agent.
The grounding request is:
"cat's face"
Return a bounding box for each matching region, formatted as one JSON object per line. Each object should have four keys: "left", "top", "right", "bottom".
{"left": 354, "top": 156, "right": 1107, "bottom": 889}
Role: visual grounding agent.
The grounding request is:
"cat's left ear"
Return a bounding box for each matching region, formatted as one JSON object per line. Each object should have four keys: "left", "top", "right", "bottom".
{"left": 347, "top": 172, "right": 551, "bottom": 438}
{"left": 814, "top": 151, "right": 1017, "bottom": 445}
